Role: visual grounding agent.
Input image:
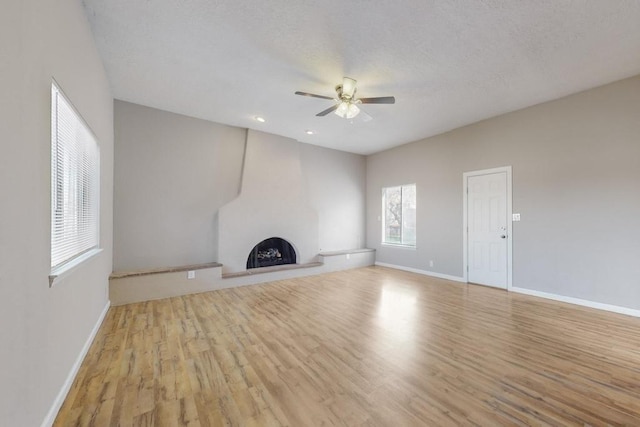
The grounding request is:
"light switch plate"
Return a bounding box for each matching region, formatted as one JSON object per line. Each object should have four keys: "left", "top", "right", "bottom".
{"left": 187, "top": 270, "right": 195, "bottom": 279}
{"left": 512, "top": 213, "right": 521, "bottom": 221}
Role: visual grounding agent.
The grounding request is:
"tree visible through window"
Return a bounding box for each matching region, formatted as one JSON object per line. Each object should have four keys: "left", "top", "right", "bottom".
{"left": 382, "top": 184, "right": 416, "bottom": 246}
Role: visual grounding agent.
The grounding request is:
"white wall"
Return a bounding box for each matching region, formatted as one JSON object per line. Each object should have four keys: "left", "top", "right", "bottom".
{"left": 0, "top": 1, "right": 113, "bottom": 425}
{"left": 367, "top": 75, "right": 640, "bottom": 310}
{"left": 114, "top": 102, "right": 367, "bottom": 272}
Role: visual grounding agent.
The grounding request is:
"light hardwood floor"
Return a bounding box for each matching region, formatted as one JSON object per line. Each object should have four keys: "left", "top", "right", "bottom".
{"left": 54, "top": 266, "right": 640, "bottom": 426}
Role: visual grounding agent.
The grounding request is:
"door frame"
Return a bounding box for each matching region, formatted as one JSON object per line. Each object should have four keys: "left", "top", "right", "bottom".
{"left": 462, "top": 166, "right": 513, "bottom": 290}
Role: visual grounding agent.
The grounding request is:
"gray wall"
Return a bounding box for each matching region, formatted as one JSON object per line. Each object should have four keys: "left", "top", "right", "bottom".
{"left": 114, "top": 101, "right": 366, "bottom": 271}
{"left": 367, "top": 75, "right": 640, "bottom": 310}
{"left": 301, "top": 143, "right": 366, "bottom": 252}
{"left": 114, "top": 101, "right": 246, "bottom": 271}
{"left": 0, "top": 1, "right": 114, "bottom": 425}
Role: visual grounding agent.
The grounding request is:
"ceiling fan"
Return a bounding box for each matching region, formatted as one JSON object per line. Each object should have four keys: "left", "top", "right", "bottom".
{"left": 295, "top": 77, "right": 395, "bottom": 120}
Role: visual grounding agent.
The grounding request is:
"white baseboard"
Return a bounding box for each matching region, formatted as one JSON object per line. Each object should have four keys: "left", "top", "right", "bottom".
{"left": 41, "top": 300, "right": 111, "bottom": 427}
{"left": 375, "top": 262, "right": 466, "bottom": 283}
{"left": 511, "top": 287, "right": 640, "bottom": 318}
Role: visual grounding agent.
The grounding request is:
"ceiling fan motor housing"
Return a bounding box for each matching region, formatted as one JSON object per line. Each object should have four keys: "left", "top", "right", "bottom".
{"left": 336, "top": 84, "right": 356, "bottom": 101}
{"left": 337, "top": 77, "right": 358, "bottom": 100}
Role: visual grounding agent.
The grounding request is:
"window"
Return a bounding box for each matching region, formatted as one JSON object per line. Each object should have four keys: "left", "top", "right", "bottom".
{"left": 382, "top": 184, "right": 416, "bottom": 246}
{"left": 51, "top": 82, "right": 100, "bottom": 271}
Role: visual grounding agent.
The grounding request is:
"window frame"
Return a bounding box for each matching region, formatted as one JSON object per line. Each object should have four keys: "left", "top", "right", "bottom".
{"left": 381, "top": 183, "right": 417, "bottom": 248}
{"left": 50, "top": 81, "right": 101, "bottom": 281}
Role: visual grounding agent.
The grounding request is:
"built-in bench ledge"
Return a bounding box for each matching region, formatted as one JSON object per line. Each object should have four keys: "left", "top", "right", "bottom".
{"left": 318, "top": 248, "right": 375, "bottom": 257}
{"left": 110, "top": 262, "right": 223, "bottom": 280}
{"left": 109, "top": 251, "right": 375, "bottom": 306}
{"left": 222, "top": 262, "right": 323, "bottom": 279}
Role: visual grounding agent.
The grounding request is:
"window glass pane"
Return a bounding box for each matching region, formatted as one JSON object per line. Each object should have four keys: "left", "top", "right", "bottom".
{"left": 401, "top": 185, "right": 416, "bottom": 245}
{"left": 383, "top": 186, "right": 402, "bottom": 244}
{"left": 382, "top": 184, "right": 416, "bottom": 246}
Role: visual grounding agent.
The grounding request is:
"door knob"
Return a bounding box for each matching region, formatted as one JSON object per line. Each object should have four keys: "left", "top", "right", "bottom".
{"left": 501, "top": 235, "right": 507, "bottom": 239}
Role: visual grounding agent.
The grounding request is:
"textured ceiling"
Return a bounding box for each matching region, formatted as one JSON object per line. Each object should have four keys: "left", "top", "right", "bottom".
{"left": 82, "top": 0, "right": 640, "bottom": 155}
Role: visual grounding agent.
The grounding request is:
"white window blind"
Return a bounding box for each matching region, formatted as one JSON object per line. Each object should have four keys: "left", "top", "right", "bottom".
{"left": 51, "top": 82, "right": 100, "bottom": 270}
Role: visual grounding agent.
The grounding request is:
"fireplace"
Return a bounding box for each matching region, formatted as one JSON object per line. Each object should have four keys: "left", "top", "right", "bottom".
{"left": 247, "top": 237, "right": 297, "bottom": 269}
{"left": 218, "top": 131, "right": 319, "bottom": 273}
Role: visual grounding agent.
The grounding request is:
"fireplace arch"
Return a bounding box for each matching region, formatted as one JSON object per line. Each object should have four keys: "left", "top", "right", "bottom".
{"left": 246, "top": 237, "right": 297, "bottom": 269}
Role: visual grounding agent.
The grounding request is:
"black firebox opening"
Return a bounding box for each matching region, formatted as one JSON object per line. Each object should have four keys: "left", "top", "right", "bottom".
{"left": 246, "top": 237, "right": 297, "bottom": 269}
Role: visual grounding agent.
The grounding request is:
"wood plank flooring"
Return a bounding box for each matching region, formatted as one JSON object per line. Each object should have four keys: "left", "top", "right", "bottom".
{"left": 54, "top": 266, "right": 640, "bottom": 426}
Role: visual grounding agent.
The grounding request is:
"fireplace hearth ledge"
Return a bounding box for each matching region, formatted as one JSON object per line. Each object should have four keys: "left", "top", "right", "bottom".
{"left": 223, "top": 262, "right": 322, "bottom": 279}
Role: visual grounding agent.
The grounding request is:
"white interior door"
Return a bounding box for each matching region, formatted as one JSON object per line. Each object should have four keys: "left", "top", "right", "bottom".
{"left": 467, "top": 171, "right": 508, "bottom": 288}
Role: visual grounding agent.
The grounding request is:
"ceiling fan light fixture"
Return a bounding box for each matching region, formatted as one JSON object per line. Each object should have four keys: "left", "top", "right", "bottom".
{"left": 346, "top": 103, "right": 360, "bottom": 119}
{"left": 334, "top": 101, "right": 360, "bottom": 119}
{"left": 334, "top": 101, "right": 349, "bottom": 118}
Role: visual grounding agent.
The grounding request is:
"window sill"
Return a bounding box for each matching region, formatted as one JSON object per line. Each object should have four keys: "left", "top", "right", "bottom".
{"left": 381, "top": 243, "right": 417, "bottom": 250}
{"left": 49, "top": 248, "right": 103, "bottom": 287}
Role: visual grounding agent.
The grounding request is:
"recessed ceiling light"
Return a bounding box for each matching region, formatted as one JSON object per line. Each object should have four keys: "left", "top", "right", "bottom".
{"left": 255, "top": 116, "right": 265, "bottom": 123}
{"left": 305, "top": 130, "right": 314, "bottom": 135}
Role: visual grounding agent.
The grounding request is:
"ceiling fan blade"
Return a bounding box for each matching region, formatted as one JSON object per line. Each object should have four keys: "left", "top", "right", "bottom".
{"left": 316, "top": 104, "right": 339, "bottom": 116}
{"left": 359, "top": 96, "right": 396, "bottom": 104}
{"left": 359, "top": 109, "right": 373, "bottom": 122}
{"left": 295, "top": 91, "right": 335, "bottom": 100}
